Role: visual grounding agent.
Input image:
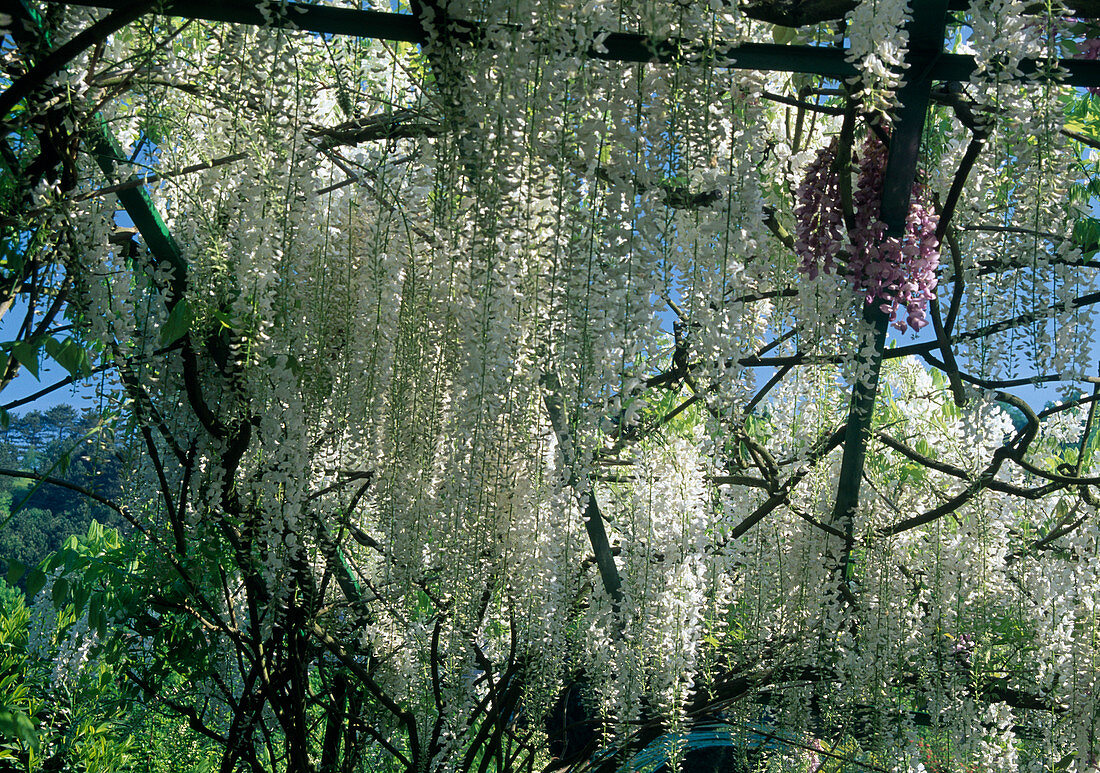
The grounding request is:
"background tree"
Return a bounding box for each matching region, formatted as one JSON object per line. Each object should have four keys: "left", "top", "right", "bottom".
{"left": 0, "top": 404, "right": 125, "bottom": 577}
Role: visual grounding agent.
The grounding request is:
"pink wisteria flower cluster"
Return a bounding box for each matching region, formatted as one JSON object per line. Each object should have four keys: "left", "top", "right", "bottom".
{"left": 795, "top": 134, "right": 940, "bottom": 332}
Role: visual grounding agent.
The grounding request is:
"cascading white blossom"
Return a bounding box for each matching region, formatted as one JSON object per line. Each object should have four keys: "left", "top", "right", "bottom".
{"left": 12, "top": 0, "right": 1100, "bottom": 770}
{"left": 845, "top": 0, "right": 912, "bottom": 115}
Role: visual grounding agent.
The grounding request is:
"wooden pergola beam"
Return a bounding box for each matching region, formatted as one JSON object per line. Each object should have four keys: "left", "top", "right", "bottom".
{"left": 38, "top": 0, "right": 1100, "bottom": 87}
{"left": 739, "top": 0, "right": 1100, "bottom": 27}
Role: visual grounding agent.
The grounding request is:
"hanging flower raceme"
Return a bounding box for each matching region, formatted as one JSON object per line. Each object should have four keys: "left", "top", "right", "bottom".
{"left": 795, "top": 133, "right": 940, "bottom": 332}
{"left": 793, "top": 137, "right": 845, "bottom": 281}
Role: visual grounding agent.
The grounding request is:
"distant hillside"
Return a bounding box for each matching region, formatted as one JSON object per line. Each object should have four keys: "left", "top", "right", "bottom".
{"left": 0, "top": 405, "right": 126, "bottom": 578}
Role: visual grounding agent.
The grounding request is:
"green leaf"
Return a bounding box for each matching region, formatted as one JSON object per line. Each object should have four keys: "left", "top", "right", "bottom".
{"left": 0, "top": 711, "right": 39, "bottom": 754}
{"left": 25, "top": 568, "right": 45, "bottom": 600}
{"left": 4, "top": 562, "right": 23, "bottom": 586}
{"left": 1054, "top": 753, "right": 1076, "bottom": 773}
{"left": 61, "top": 546, "right": 78, "bottom": 574}
{"left": 89, "top": 595, "right": 107, "bottom": 638}
{"left": 161, "top": 298, "right": 192, "bottom": 346}
{"left": 44, "top": 337, "right": 92, "bottom": 379}
{"left": 1074, "top": 217, "right": 1100, "bottom": 254}
{"left": 71, "top": 582, "right": 89, "bottom": 616}
{"left": 213, "top": 310, "right": 237, "bottom": 329}
{"left": 771, "top": 25, "right": 796, "bottom": 45}
{"left": 52, "top": 576, "right": 69, "bottom": 608}
{"left": 2, "top": 247, "right": 24, "bottom": 276}
{"left": 1065, "top": 118, "right": 1088, "bottom": 135}
{"left": 10, "top": 341, "right": 38, "bottom": 379}
{"left": 141, "top": 118, "right": 169, "bottom": 146}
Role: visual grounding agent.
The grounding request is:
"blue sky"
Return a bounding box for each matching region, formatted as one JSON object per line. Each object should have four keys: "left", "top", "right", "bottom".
{"left": 0, "top": 298, "right": 104, "bottom": 416}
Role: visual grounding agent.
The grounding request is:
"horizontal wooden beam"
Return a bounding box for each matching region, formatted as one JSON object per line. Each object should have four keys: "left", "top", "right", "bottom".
{"left": 739, "top": 0, "right": 961, "bottom": 27}
{"left": 41, "top": 0, "right": 1100, "bottom": 87}
{"left": 739, "top": 0, "right": 1100, "bottom": 27}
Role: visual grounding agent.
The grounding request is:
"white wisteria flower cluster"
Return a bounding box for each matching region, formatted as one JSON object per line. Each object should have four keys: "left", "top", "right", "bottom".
{"left": 845, "top": 0, "right": 912, "bottom": 115}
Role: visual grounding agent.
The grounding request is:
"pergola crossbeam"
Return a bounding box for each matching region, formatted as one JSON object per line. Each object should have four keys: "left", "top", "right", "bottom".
{"left": 40, "top": 0, "right": 1100, "bottom": 86}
